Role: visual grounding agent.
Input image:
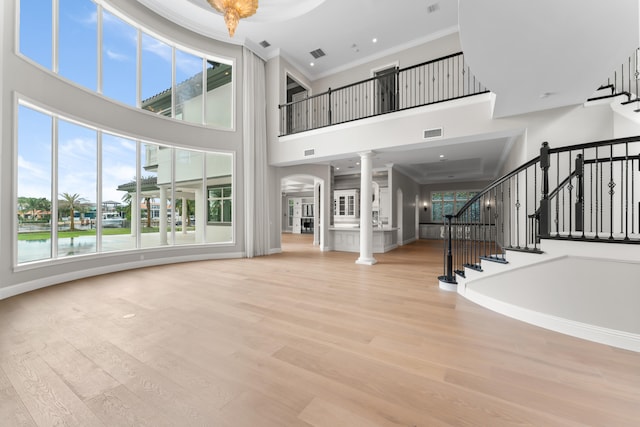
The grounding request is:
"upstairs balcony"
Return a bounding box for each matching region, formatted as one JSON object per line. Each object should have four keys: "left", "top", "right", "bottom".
{"left": 278, "top": 52, "right": 489, "bottom": 137}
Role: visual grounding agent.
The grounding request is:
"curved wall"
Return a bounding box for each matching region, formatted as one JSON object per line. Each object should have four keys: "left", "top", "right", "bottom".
{"left": 0, "top": 0, "right": 248, "bottom": 298}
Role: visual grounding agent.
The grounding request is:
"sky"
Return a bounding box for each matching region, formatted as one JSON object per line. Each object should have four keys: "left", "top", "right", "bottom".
{"left": 17, "top": 0, "right": 203, "bottom": 205}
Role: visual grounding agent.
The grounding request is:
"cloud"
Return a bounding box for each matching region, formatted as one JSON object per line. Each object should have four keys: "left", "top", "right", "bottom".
{"left": 105, "top": 49, "right": 129, "bottom": 62}
{"left": 18, "top": 155, "right": 49, "bottom": 180}
{"left": 142, "top": 35, "right": 172, "bottom": 63}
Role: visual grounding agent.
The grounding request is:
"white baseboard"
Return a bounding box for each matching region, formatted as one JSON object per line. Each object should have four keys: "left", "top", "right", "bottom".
{"left": 465, "top": 287, "right": 640, "bottom": 353}
{"left": 0, "top": 252, "right": 245, "bottom": 301}
{"left": 268, "top": 248, "right": 282, "bottom": 255}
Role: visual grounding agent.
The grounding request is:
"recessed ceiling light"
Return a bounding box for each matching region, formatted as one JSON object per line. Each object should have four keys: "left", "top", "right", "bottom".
{"left": 372, "top": 38, "right": 377, "bottom": 43}
{"left": 310, "top": 62, "right": 314, "bottom": 67}
{"left": 439, "top": 154, "right": 445, "bottom": 158}
{"left": 335, "top": 167, "right": 340, "bottom": 170}
{"left": 356, "top": 162, "right": 360, "bottom": 165}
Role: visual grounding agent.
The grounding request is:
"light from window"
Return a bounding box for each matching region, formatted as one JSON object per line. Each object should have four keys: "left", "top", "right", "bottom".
{"left": 431, "top": 191, "right": 478, "bottom": 222}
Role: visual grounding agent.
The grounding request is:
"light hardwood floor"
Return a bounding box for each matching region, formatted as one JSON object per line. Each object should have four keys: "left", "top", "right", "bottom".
{"left": 1, "top": 234, "right": 639, "bottom": 426}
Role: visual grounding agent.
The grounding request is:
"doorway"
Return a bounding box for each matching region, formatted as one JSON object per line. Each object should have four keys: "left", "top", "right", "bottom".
{"left": 286, "top": 75, "right": 309, "bottom": 134}
{"left": 374, "top": 66, "right": 397, "bottom": 115}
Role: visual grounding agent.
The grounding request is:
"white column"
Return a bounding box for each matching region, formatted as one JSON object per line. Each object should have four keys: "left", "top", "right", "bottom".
{"left": 313, "top": 180, "right": 321, "bottom": 246}
{"left": 356, "top": 151, "right": 377, "bottom": 265}
{"left": 159, "top": 187, "right": 168, "bottom": 246}
{"left": 131, "top": 195, "right": 138, "bottom": 237}
{"left": 181, "top": 196, "right": 187, "bottom": 235}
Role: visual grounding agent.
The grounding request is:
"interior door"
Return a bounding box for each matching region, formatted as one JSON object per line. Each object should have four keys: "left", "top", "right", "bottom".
{"left": 375, "top": 67, "right": 397, "bottom": 114}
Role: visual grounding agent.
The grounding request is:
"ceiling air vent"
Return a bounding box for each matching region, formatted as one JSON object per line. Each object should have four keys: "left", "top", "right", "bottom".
{"left": 259, "top": 40, "right": 271, "bottom": 48}
{"left": 304, "top": 148, "right": 315, "bottom": 157}
{"left": 309, "top": 48, "right": 326, "bottom": 59}
{"left": 423, "top": 127, "right": 443, "bottom": 140}
{"left": 427, "top": 3, "right": 440, "bottom": 13}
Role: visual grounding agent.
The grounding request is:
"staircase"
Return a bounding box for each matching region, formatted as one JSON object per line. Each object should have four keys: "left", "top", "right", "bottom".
{"left": 437, "top": 133, "right": 640, "bottom": 352}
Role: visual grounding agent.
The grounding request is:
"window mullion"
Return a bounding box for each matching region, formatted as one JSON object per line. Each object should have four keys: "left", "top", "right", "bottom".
{"left": 52, "top": 0, "right": 59, "bottom": 73}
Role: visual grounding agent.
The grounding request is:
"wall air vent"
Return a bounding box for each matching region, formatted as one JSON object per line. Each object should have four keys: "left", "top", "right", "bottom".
{"left": 309, "top": 48, "right": 326, "bottom": 59}
{"left": 427, "top": 3, "right": 440, "bottom": 13}
{"left": 423, "top": 127, "right": 443, "bottom": 140}
{"left": 304, "top": 149, "right": 315, "bottom": 157}
{"left": 259, "top": 40, "right": 271, "bottom": 48}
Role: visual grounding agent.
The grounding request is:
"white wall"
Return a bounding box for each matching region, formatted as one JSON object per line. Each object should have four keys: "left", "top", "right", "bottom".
{"left": 311, "top": 32, "right": 462, "bottom": 93}
{"left": 391, "top": 168, "right": 421, "bottom": 244}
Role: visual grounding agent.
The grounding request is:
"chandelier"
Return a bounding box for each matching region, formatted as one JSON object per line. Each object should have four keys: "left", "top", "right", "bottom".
{"left": 207, "top": 0, "right": 259, "bottom": 37}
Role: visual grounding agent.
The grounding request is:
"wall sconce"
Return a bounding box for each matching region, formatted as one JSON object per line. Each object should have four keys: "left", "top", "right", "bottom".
{"left": 423, "top": 201, "right": 428, "bottom": 212}
{"left": 486, "top": 200, "right": 491, "bottom": 210}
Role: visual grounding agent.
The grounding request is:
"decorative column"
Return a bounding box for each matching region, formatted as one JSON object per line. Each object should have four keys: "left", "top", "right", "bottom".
{"left": 356, "top": 151, "right": 377, "bottom": 265}
{"left": 159, "top": 187, "right": 168, "bottom": 245}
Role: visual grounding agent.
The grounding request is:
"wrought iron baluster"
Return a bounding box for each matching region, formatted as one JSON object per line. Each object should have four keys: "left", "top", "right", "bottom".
{"left": 556, "top": 152, "right": 560, "bottom": 237}
{"left": 625, "top": 143, "right": 629, "bottom": 240}
{"left": 609, "top": 145, "right": 615, "bottom": 239}
{"left": 568, "top": 151, "right": 573, "bottom": 238}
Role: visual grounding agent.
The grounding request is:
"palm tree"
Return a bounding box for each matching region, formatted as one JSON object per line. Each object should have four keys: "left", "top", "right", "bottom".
{"left": 59, "top": 193, "right": 87, "bottom": 231}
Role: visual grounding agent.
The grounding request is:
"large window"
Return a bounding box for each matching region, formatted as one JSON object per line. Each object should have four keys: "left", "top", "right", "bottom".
{"left": 16, "top": 101, "right": 235, "bottom": 265}
{"left": 18, "top": 0, "right": 234, "bottom": 128}
{"left": 17, "top": 105, "right": 52, "bottom": 263}
{"left": 431, "top": 191, "right": 478, "bottom": 222}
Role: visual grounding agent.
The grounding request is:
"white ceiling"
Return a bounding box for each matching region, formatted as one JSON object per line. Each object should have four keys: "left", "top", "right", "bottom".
{"left": 138, "top": 0, "right": 459, "bottom": 80}
{"left": 136, "top": 0, "right": 640, "bottom": 190}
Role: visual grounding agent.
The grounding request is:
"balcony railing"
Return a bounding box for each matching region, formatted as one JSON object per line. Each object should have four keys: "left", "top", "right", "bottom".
{"left": 278, "top": 52, "right": 489, "bottom": 137}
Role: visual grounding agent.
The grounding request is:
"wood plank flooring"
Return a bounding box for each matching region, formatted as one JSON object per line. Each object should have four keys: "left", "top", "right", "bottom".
{"left": 1, "top": 234, "right": 639, "bottom": 426}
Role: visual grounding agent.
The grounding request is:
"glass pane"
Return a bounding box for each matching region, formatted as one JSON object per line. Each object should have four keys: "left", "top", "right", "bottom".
{"left": 57, "top": 119, "right": 97, "bottom": 257}
{"left": 102, "top": 10, "right": 137, "bottom": 106}
{"left": 174, "top": 148, "right": 202, "bottom": 245}
{"left": 175, "top": 49, "right": 204, "bottom": 124}
{"left": 443, "top": 201, "right": 454, "bottom": 216}
{"left": 20, "top": 0, "right": 53, "bottom": 69}
{"left": 443, "top": 192, "right": 454, "bottom": 201}
{"left": 140, "top": 143, "right": 161, "bottom": 248}
{"left": 206, "top": 152, "right": 233, "bottom": 243}
{"left": 206, "top": 61, "right": 233, "bottom": 128}
{"left": 223, "top": 198, "right": 232, "bottom": 222}
{"left": 456, "top": 191, "right": 469, "bottom": 200}
{"left": 59, "top": 0, "right": 97, "bottom": 90}
{"left": 431, "top": 192, "right": 442, "bottom": 201}
{"left": 432, "top": 202, "right": 442, "bottom": 222}
{"left": 17, "top": 105, "right": 53, "bottom": 263}
{"left": 102, "top": 133, "right": 137, "bottom": 252}
{"left": 141, "top": 33, "right": 172, "bottom": 117}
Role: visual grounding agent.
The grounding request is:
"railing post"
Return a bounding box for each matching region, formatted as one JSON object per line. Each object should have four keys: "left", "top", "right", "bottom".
{"left": 539, "top": 141, "right": 551, "bottom": 238}
{"left": 575, "top": 153, "right": 584, "bottom": 232}
{"left": 439, "top": 214, "right": 455, "bottom": 283}
{"left": 327, "top": 87, "right": 332, "bottom": 126}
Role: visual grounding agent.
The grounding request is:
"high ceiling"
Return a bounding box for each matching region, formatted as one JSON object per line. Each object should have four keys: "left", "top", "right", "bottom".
{"left": 136, "top": 0, "right": 639, "bottom": 191}
{"left": 138, "top": 0, "right": 458, "bottom": 80}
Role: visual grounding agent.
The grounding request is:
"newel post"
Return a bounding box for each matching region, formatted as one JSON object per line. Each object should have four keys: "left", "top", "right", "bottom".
{"left": 575, "top": 153, "right": 584, "bottom": 232}
{"left": 539, "top": 142, "right": 551, "bottom": 238}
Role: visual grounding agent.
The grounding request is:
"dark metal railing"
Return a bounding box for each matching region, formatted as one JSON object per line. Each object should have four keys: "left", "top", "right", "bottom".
{"left": 440, "top": 135, "right": 640, "bottom": 285}
{"left": 589, "top": 47, "right": 639, "bottom": 104}
{"left": 279, "top": 52, "right": 488, "bottom": 136}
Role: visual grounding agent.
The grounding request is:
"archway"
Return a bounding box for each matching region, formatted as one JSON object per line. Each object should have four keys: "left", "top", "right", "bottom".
{"left": 280, "top": 174, "right": 325, "bottom": 251}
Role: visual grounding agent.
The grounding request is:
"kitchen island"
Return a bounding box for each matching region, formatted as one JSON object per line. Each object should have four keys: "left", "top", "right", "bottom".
{"left": 328, "top": 226, "right": 398, "bottom": 253}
